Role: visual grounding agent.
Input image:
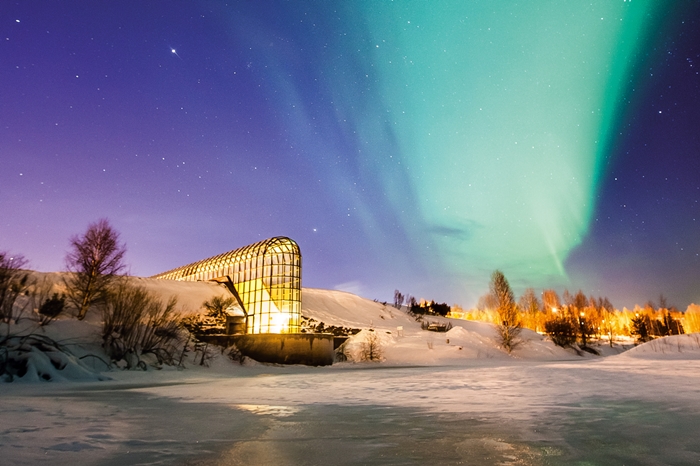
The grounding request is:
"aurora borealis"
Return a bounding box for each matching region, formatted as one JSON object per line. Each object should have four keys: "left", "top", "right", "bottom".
{"left": 2, "top": 1, "right": 699, "bottom": 308}
{"left": 355, "top": 1, "right": 659, "bottom": 288}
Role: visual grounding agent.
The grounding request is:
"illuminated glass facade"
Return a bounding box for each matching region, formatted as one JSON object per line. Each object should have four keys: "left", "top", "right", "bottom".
{"left": 152, "top": 237, "right": 301, "bottom": 334}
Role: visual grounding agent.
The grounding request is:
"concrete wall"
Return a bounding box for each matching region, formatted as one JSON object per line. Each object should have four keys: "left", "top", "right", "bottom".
{"left": 234, "top": 333, "right": 335, "bottom": 366}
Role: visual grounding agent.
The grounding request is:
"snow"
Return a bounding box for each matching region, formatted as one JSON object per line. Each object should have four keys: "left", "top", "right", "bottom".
{"left": 3, "top": 276, "right": 700, "bottom": 464}
{"left": 29, "top": 271, "right": 225, "bottom": 315}
{"left": 302, "top": 287, "right": 577, "bottom": 364}
{"left": 622, "top": 333, "right": 700, "bottom": 359}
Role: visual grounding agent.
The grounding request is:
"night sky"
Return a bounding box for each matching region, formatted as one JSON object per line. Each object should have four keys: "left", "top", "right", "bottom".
{"left": 2, "top": 1, "right": 699, "bottom": 310}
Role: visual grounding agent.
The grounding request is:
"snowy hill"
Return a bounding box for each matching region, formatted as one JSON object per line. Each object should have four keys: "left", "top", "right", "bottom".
{"left": 301, "top": 287, "right": 574, "bottom": 364}
{"left": 621, "top": 334, "right": 700, "bottom": 360}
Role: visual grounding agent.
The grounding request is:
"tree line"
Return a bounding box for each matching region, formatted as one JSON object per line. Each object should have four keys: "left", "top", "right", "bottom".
{"left": 395, "top": 270, "right": 695, "bottom": 354}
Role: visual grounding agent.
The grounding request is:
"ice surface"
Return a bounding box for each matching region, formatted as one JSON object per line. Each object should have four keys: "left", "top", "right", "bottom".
{"left": 2, "top": 357, "right": 700, "bottom": 465}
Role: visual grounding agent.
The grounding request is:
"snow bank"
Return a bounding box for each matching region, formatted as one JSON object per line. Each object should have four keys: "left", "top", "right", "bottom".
{"left": 0, "top": 319, "right": 109, "bottom": 383}
{"left": 4, "top": 340, "right": 108, "bottom": 383}
{"left": 621, "top": 334, "right": 700, "bottom": 360}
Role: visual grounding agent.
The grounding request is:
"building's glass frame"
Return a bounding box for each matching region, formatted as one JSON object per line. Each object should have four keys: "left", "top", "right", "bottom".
{"left": 152, "top": 237, "right": 301, "bottom": 334}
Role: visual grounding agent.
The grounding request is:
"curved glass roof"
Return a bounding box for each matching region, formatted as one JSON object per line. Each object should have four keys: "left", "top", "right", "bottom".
{"left": 152, "top": 236, "right": 300, "bottom": 282}
{"left": 153, "top": 237, "right": 301, "bottom": 334}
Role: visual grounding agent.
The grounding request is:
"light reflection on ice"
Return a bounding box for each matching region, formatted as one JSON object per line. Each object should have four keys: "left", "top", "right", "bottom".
{"left": 233, "top": 404, "right": 300, "bottom": 417}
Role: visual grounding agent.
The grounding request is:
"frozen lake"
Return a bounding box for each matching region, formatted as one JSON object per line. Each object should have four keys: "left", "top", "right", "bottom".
{"left": 2, "top": 359, "right": 700, "bottom": 465}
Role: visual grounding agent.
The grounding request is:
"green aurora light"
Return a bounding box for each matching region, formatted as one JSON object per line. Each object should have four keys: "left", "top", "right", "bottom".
{"left": 350, "top": 0, "right": 659, "bottom": 292}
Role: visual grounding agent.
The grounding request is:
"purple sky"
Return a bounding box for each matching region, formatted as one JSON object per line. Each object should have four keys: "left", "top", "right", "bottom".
{"left": 2, "top": 2, "right": 699, "bottom": 310}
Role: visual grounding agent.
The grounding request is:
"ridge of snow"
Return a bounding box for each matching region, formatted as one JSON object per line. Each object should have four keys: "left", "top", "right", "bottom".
{"left": 620, "top": 334, "right": 700, "bottom": 360}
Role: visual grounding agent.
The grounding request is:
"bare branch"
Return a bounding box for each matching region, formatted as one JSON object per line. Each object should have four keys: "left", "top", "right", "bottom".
{"left": 64, "top": 219, "right": 126, "bottom": 319}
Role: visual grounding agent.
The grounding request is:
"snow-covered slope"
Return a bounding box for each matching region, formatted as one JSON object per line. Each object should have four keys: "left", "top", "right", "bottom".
{"left": 621, "top": 334, "right": 700, "bottom": 359}
{"left": 302, "top": 288, "right": 417, "bottom": 330}
{"left": 302, "top": 287, "right": 574, "bottom": 364}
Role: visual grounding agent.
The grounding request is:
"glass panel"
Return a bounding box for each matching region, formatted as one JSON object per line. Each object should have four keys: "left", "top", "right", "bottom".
{"left": 152, "top": 237, "right": 302, "bottom": 334}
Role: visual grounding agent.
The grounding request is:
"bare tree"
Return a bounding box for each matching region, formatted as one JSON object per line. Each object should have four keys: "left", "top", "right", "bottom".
{"left": 490, "top": 270, "right": 522, "bottom": 353}
{"left": 0, "top": 253, "right": 31, "bottom": 324}
{"left": 541, "top": 289, "right": 561, "bottom": 313}
{"left": 476, "top": 292, "right": 498, "bottom": 312}
{"left": 601, "top": 297, "right": 615, "bottom": 347}
{"left": 519, "top": 287, "right": 542, "bottom": 332}
{"left": 519, "top": 288, "right": 540, "bottom": 313}
{"left": 563, "top": 290, "right": 593, "bottom": 348}
{"left": 64, "top": 219, "right": 126, "bottom": 320}
{"left": 203, "top": 295, "right": 236, "bottom": 325}
{"left": 393, "top": 289, "right": 405, "bottom": 309}
{"left": 360, "top": 329, "right": 383, "bottom": 361}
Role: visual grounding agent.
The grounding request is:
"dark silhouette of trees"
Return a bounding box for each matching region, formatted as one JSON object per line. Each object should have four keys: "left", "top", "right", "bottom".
{"left": 409, "top": 300, "right": 450, "bottom": 317}
{"left": 0, "top": 253, "right": 30, "bottom": 324}
{"left": 565, "top": 290, "right": 593, "bottom": 348}
{"left": 544, "top": 317, "right": 577, "bottom": 347}
{"left": 393, "top": 290, "right": 405, "bottom": 309}
{"left": 490, "top": 270, "right": 521, "bottom": 353}
{"left": 64, "top": 219, "right": 126, "bottom": 320}
{"left": 652, "top": 295, "right": 684, "bottom": 336}
{"left": 635, "top": 296, "right": 685, "bottom": 339}
{"left": 544, "top": 289, "right": 599, "bottom": 349}
{"left": 202, "top": 295, "right": 236, "bottom": 327}
{"left": 38, "top": 293, "right": 66, "bottom": 326}
{"left": 631, "top": 313, "right": 651, "bottom": 342}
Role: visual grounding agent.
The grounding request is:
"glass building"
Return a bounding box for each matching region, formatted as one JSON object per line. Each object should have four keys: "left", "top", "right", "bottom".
{"left": 152, "top": 237, "right": 301, "bottom": 334}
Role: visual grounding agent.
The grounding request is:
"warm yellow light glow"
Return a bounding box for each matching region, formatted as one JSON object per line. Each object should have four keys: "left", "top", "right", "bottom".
{"left": 153, "top": 236, "right": 302, "bottom": 335}
{"left": 452, "top": 303, "right": 694, "bottom": 339}
{"left": 270, "top": 312, "right": 292, "bottom": 334}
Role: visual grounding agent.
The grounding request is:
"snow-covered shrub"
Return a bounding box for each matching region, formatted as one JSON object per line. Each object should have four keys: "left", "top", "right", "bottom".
{"left": 340, "top": 329, "right": 393, "bottom": 362}
{"left": 38, "top": 293, "right": 66, "bottom": 326}
{"left": 353, "top": 329, "right": 383, "bottom": 362}
{"left": 0, "top": 333, "right": 106, "bottom": 382}
{"left": 102, "top": 281, "right": 182, "bottom": 368}
{"left": 227, "top": 345, "right": 247, "bottom": 365}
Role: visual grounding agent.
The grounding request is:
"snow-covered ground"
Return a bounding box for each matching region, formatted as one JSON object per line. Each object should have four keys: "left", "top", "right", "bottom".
{"left": 2, "top": 278, "right": 700, "bottom": 465}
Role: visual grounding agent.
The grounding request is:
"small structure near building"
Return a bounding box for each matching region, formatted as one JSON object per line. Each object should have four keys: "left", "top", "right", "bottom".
{"left": 224, "top": 305, "right": 246, "bottom": 336}
{"left": 153, "top": 236, "right": 334, "bottom": 366}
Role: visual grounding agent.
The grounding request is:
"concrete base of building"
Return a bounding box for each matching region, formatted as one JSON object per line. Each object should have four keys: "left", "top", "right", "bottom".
{"left": 234, "top": 333, "right": 335, "bottom": 366}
